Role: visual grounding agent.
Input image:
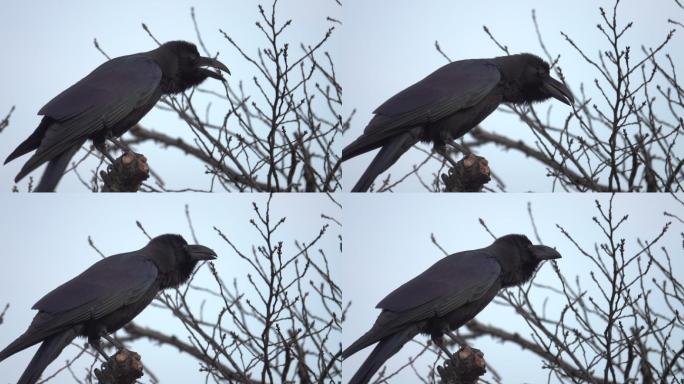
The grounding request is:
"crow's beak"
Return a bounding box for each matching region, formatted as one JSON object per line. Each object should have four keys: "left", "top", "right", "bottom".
{"left": 184, "top": 244, "right": 218, "bottom": 261}
{"left": 543, "top": 76, "right": 574, "bottom": 105}
{"left": 529, "top": 244, "right": 562, "bottom": 260}
{"left": 197, "top": 56, "right": 231, "bottom": 80}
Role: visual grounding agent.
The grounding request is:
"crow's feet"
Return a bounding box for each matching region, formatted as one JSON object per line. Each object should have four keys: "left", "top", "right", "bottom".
{"left": 107, "top": 135, "right": 132, "bottom": 153}
{"left": 88, "top": 337, "right": 110, "bottom": 360}
{"left": 431, "top": 334, "right": 453, "bottom": 357}
{"left": 94, "top": 142, "right": 117, "bottom": 163}
{"left": 101, "top": 332, "right": 126, "bottom": 351}
{"left": 434, "top": 146, "right": 460, "bottom": 168}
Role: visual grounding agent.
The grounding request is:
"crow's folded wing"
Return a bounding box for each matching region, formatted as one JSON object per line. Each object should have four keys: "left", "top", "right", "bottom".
{"left": 39, "top": 54, "right": 162, "bottom": 122}
{"left": 368, "top": 59, "right": 500, "bottom": 133}
{"left": 376, "top": 251, "right": 501, "bottom": 327}
{"left": 27, "top": 55, "right": 162, "bottom": 168}
{"left": 31, "top": 253, "right": 158, "bottom": 329}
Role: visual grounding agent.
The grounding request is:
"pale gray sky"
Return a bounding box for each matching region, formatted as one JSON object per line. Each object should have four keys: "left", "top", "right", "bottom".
{"left": 0, "top": 193, "right": 340, "bottom": 383}
{"left": 341, "top": 193, "right": 683, "bottom": 383}
{"left": 0, "top": 0, "right": 339, "bottom": 191}
{"left": 340, "top": 0, "right": 683, "bottom": 191}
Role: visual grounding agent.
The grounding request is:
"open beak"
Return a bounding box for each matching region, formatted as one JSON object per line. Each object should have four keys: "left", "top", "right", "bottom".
{"left": 184, "top": 244, "right": 218, "bottom": 261}
{"left": 543, "top": 76, "right": 574, "bottom": 105}
{"left": 529, "top": 244, "right": 562, "bottom": 261}
{"left": 197, "top": 56, "right": 231, "bottom": 80}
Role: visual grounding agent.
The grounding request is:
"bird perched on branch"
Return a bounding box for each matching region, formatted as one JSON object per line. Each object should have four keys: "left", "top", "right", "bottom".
{"left": 342, "top": 53, "right": 574, "bottom": 192}
{"left": 4, "top": 41, "right": 230, "bottom": 192}
{"left": 342, "top": 234, "right": 561, "bottom": 384}
{"left": 0, "top": 234, "right": 217, "bottom": 384}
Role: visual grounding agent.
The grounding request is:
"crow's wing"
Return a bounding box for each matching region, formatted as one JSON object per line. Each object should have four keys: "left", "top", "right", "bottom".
{"left": 39, "top": 54, "right": 162, "bottom": 122}
{"left": 31, "top": 253, "right": 158, "bottom": 330}
{"left": 26, "top": 55, "right": 162, "bottom": 169}
{"left": 373, "top": 59, "right": 500, "bottom": 120}
{"left": 358, "top": 59, "right": 499, "bottom": 141}
{"left": 376, "top": 251, "right": 501, "bottom": 326}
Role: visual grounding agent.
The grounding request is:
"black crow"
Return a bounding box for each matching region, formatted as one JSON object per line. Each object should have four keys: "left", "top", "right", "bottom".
{"left": 0, "top": 234, "right": 217, "bottom": 384}
{"left": 4, "top": 41, "right": 230, "bottom": 192}
{"left": 342, "top": 53, "right": 574, "bottom": 192}
{"left": 342, "top": 234, "right": 561, "bottom": 384}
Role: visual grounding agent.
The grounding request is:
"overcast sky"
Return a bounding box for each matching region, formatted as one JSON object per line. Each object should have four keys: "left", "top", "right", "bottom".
{"left": 0, "top": 0, "right": 339, "bottom": 191}
{"left": 0, "top": 193, "right": 340, "bottom": 383}
{"left": 341, "top": 193, "right": 683, "bottom": 383}
{"left": 340, "top": 0, "right": 683, "bottom": 192}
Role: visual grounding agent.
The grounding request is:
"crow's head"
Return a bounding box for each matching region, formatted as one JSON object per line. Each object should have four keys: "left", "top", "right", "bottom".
{"left": 154, "top": 41, "right": 230, "bottom": 93}
{"left": 492, "top": 234, "right": 561, "bottom": 287}
{"left": 497, "top": 53, "right": 574, "bottom": 106}
{"left": 145, "top": 234, "right": 217, "bottom": 288}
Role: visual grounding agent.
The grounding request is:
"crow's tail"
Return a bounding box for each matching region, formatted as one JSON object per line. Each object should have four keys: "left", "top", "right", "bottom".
{"left": 16, "top": 327, "right": 79, "bottom": 384}
{"left": 31, "top": 142, "right": 84, "bottom": 192}
{"left": 345, "top": 325, "right": 420, "bottom": 384}
{"left": 350, "top": 128, "right": 421, "bottom": 192}
{"left": 4, "top": 119, "right": 50, "bottom": 165}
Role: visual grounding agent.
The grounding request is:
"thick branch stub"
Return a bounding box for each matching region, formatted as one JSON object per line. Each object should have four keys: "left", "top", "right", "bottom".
{"left": 437, "top": 346, "right": 487, "bottom": 384}
{"left": 100, "top": 152, "right": 150, "bottom": 192}
{"left": 94, "top": 349, "right": 144, "bottom": 384}
{"left": 441, "top": 154, "right": 491, "bottom": 192}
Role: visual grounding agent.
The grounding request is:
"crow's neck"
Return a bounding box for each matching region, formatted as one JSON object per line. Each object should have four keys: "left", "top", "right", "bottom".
{"left": 156, "top": 260, "right": 197, "bottom": 289}
{"left": 501, "top": 259, "right": 540, "bottom": 288}
{"left": 161, "top": 73, "right": 208, "bottom": 95}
